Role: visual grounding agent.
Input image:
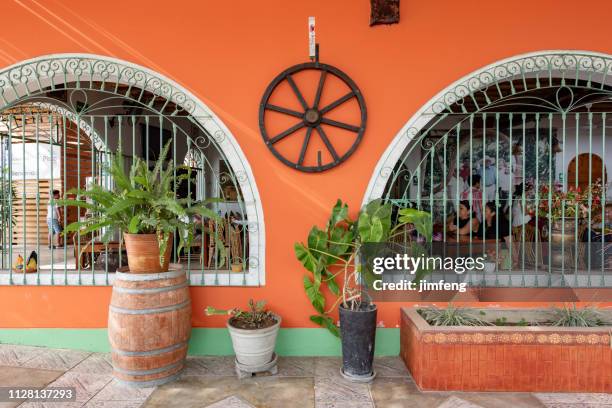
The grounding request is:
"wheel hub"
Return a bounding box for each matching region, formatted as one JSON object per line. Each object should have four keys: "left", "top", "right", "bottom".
{"left": 304, "top": 109, "right": 320, "bottom": 126}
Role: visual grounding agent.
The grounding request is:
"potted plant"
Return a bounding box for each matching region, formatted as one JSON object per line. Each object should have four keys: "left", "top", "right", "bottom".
{"left": 538, "top": 180, "right": 604, "bottom": 269}
{"left": 206, "top": 299, "right": 281, "bottom": 377}
{"left": 58, "top": 140, "right": 224, "bottom": 272}
{"left": 57, "top": 140, "right": 225, "bottom": 386}
{"left": 294, "top": 199, "right": 432, "bottom": 381}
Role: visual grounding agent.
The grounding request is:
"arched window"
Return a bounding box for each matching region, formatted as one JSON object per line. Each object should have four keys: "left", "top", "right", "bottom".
{"left": 0, "top": 55, "right": 264, "bottom": 286}
{"left": 365, "top": 51, "right": 612, "bottom": 288}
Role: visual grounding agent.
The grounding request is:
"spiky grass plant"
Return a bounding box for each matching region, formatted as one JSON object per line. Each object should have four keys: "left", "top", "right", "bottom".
{"left": 550, "top": 304, "right": 609, "bottom": 327}
{"left": 419, "top": 304, "right": 492, "bottom": 327}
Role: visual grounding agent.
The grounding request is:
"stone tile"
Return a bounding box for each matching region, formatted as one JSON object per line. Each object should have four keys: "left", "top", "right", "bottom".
{"left": 461, "top": 392, "right": 546, "bottom": 408}
{"left": 18, "top": 402, "right": 83, "bottom": 408}
{"left": 22, "top": 349, "right": 91, "bottom": 371}
{"left": 44, "top": 371, "right": 112, "bottom": 403}
{"left": 83, "top": 402, "right": 143, "bottom": 408}
{"left": 89, "top": 378, "right": 156, "bottom": 402}
{"left": 437, "top": 396, "right": 485, "bottom": 408}
{"left": 182, "top": 356, "right": 236, "bottom": 377}
{"left": 71, "top": 353, "right": 113, "bottom": 375}
{"left": 373, "top": 356, "right": 410, "bottom": 378}
{"left": 276, "top": 357, "right": 315, "bottom": 377}
{"left": 314, "top": 357, "right": 343, "bottom": 378}
{"left": 314, "top": 376, "right": 372, "bottom": 407}
{"left": 315, "top": 402, "right": 374, "bottom": 408}
{"left": 144, "top": 375, "right": 314, "bottom": 408}
{"left": 0, "top": 366, "right": 64, "bottom": 408}
{"left": 206, "top": 395, "right": 255, "bottom": 408}
{"left": 534, "top": 393, "right": 612, "bottom": 407}
{"left": 0, "top": 344, "right": 44, "bottom": 366}
{"left": 369, "top": 377, "right": 420, "bottom": 402}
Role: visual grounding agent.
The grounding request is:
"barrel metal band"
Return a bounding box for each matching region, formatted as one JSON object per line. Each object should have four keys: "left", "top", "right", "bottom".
{"left": 112, "top": 281, "right": 189, "bottom": 294}
{"left": 109, "top": 300, "right": 191, "bottom": 315}
{"left": 113, "top": 360, "right": 184, "bottom": 376}
{"left": 111, "top": 341, "right": 188, "bottom": 357}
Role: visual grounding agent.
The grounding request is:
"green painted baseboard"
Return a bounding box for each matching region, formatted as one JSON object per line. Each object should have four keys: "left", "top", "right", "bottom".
{"left": 0, "top": 328, "right": 399, "bottom": 356}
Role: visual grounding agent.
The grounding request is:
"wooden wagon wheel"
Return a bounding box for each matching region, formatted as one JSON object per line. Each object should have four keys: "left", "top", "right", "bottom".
{"left": 259, "top": 62, "right": 367, "bottom": 172}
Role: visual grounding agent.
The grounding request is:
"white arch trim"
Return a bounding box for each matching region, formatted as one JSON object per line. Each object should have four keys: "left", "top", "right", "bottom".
{"left": 362, "top": 50, "right": 612, "bottom": 205}
{"left": 0, "top": 53, "right": 265, "bottom": 286}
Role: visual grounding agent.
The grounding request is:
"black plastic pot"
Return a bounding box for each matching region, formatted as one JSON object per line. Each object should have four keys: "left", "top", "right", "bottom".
{"left": 339, "top": 302, "right": 377, "bottom": 381}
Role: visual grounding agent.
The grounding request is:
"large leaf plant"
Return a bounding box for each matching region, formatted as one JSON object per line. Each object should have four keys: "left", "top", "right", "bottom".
{"left": 58, "top": 140, "right": 224, "bottom": 267}
{"left": 294, "top": 199, "right": 432, "bottom": 337}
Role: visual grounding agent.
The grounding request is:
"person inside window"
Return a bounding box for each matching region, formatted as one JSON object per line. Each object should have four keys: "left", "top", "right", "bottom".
{"left": 447, "top": 200, "right": 479, "bottom": 237}
{"left": 461, "top": 174, "right": 483, "bottom": 221}
{"left": 46, "top": 189, "right": 63, "bottom": 248}
{"left": 480, "top": 201, "right": 518, "bottom": 268}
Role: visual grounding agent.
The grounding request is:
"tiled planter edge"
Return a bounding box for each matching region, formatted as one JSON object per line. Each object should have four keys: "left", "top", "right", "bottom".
{"left": 400, "top": 307, "right": 612, "bottom": 392}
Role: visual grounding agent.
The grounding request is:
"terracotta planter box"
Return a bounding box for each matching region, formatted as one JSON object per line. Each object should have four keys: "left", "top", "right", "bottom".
{"left": 400, "top": 307, "right": 612, "bottom": 392}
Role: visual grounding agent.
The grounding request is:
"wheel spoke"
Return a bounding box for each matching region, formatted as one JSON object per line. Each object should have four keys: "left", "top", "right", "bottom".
{"left": 298, "top": 127, "right": 313, "bottom": 166}
{"left": 320, "top": 118, "right": 360, "bottom": 133}
{"left": 266, "top": 104, "right": 304, "bottom": 118}
{"left": 319, "top": 91, "right": 355, "bottom": 115}
{"left": 313, "top": 71, "right": 327, "bottom": 109}
{"left": 269, "top": 122, "right": 305, "bottom": 144}
{"left": 316, "top": 125, "right": 340, "bottom": 162}
{"left": 286, "top": 74, "right": 309, "bottom": 110}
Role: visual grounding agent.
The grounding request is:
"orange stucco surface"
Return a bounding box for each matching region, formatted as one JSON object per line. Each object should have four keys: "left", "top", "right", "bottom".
{"left": 0, "top": 0, "right": 611, "bottom": 329}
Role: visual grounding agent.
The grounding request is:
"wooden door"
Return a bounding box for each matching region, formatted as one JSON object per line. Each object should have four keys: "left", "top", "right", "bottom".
{"left": 567, "top": 153, "right": 606, "bottom": 190}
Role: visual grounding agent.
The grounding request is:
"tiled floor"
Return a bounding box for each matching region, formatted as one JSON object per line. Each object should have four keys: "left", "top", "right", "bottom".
{"left": 0, "top": 344, "right": 611, "bottom": 408}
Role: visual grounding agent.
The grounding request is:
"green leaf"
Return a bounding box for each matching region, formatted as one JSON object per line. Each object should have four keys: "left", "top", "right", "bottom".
{"left": 294, "top": 243, "right": 319, "bottom": 274}
{"left": 307, "top": 226, "right": 327, "bottom": 253}
{"left": 127, "top": 215, "right": 140, "bottom": 234}
{"left": 328, "top": 199, "right": 348, "bottom": 227}
{"left": 303, "top": 276, "right": 325, "bottom": 314}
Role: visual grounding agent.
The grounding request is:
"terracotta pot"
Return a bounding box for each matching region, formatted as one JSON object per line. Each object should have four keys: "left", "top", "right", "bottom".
{"left": 123, "top": 233, "right": 172, "bottom": 273}
{"left": 231, "top": 263, "right": 243, "bottom": 272}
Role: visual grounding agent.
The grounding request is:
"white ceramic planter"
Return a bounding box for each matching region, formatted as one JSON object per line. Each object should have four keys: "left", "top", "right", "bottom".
{"left": 227, "top": 314, "right": 281, "bottom": 368}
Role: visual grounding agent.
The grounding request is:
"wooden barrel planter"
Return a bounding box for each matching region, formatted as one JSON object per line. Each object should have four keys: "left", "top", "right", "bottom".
{"left": 108, "top": 266, "right": 191, "bottom": 387}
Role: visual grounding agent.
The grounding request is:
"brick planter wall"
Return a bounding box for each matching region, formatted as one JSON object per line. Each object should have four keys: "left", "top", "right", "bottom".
{"left": 400, "top": 307, "right": 612, "bottom": 392}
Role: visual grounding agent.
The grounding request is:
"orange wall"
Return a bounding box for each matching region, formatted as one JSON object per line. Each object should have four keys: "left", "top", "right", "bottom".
{"left": 1, "top": 0, "right": 612, "bottom": 329}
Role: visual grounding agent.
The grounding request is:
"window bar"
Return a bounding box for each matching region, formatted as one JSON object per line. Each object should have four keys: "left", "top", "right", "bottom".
{"left": 521, "top": 113, "right": 526, "bottom": 287}
{"left": 90, "top": 116, "right": 96, "bottom": 283}
{"left": 442, "top": 131, "right": 447, "bottom": 283}
{"left": 35, "top": 113, "right": 40, "bottom": 285}
{"left": 468, "top": 114, "right": 474, "bottom": 287}
{"left": 185, "top": 132, "right": 192, "bottom": 278}
{"left": 77, "top": 113, "right": 82, "bottom": 285}
{"left": 508, "top": 113, "right": 513, "bottom": 287}
{"left": 1, "top": 123, "right": 5, "bottom": 270}
{"left": 587, "top": 112, "right": 593, "bottom": 287}
{"left": 482, "top": 113, "right": 487, "bottom": 285}
{"left": 534, "top": 114, "right": 540, "bottom": 287}
{"left": 455, "top": 121, "right": 461, "bottom": 284}
{"left": 199, "top": 147, "right": 206, "bottom": 284}
{"left": 117, "top": 116, "right": 123, "bottom": 269}
{"left": 172, "top": 122, "right": 179, "bottom": 269}
{"left": 49, "top": 114, "right": 55, "bottom": 284}
{"left": 21, "top": 114, "right": 26, "bottom": 285}
{"left": 495, "top": 113, "right": 500, "bottom": 285}
{"left": 573, "top": 113, "right": 579, "bottom": 286}
{"left": 103, "top": 116, "right": 109, "bottom": 285}
{"left": 601, "top": 113, "right": 606, "bottom": 286}
{"left": 8, "top": 116, "right": 13, "bottom": 284}
{"left": 547, "top": 113, "right": 553, "bottom": 286}
{"left": 62, "top": 114, "right": 68, "bottom": 283}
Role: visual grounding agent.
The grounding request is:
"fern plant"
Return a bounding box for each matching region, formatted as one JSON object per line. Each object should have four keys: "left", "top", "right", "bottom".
{"left": 57, "top": 140, "right": 224, "bottom": 267}
{"left": 419, "top": 305, "right": 492, "bottom": 326}
{"left": 550, "top": 304, "right": 609, "bottom": 327}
